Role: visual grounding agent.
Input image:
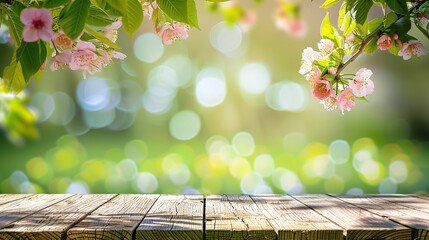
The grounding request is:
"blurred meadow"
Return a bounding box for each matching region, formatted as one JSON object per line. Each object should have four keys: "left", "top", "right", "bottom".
{"left": 1, "top": 0, "right": 429, "bottom": 195}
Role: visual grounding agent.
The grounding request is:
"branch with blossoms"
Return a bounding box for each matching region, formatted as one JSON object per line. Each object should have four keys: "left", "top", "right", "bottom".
{"left": 300, "top": 0, "right": 429, "bottom": 114}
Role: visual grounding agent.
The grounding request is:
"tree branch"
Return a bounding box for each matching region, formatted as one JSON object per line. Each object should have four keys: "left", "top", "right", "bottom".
{"left": 334, "top": 0, "right": 428, "bottom": 80}
{"left": 334, "top": 31, "right": 380, "bottom": 79}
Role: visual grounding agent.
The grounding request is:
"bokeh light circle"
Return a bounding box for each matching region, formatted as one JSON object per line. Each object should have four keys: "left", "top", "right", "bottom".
{"left": 239, "top": 63, "right": 270, "bottom": 94}
{"left": 329, "top": 140, "right": 350, "bottom": 164}
{"left": 136, "top": 172, "right": 158, "bottom": 193}
{"left": 196, "top": 77, "right": 226, "bottom": 107}
{"left": 210, "top": 21, "right": 242, "bottom": 53}
{"left": 134, "top": 33, "right": 164, "bottom": 63}
{"left": 49, "top": 92, "right": 76, "bottom": 126}
{"left": 254, "top": 154, "right": 275, "bottom": 178}
{"left": 232, "top": 132, "right": 255, "bottom": 156}
{"left": 265, "top": 81, "right": 307, "bottom": 112}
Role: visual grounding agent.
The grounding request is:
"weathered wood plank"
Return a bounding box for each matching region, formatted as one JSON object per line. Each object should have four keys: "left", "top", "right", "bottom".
{"left": 0, "top": 194, "right": 32, "bottom": 206}
{"left": 136, "top": 195, "right": 203, "bottom": 240}
{"left": 333, "top": 194, "right": 429, "bottom": 240}
{"left": 251, "top": 195, "right": 344, "bottom": 240}
{"left": 205, "top": 194, "right": 276, "bottom": 240}
{"left": 0, "top": 194, "right": 72, "bottom": 229}
{"left": 292, "top": 194, "right": 412, "bottom": 240}
{"left": 0, "top": 194, "right": 116, "bottom": 239}
{"left": 67, "top": 194, "right": 159, "bottom": 240}
{"left": 366, "top": 194, "right": 429, "bottom": 215}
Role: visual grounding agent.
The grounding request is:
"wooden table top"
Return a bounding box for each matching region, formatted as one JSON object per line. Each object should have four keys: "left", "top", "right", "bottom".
{"left": 0, "top": 194, "right": 427, "bottom": 239}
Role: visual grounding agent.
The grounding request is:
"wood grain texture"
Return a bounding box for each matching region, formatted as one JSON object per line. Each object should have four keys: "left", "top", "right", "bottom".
{"left": 0, "top": 195, "right": 32, "bottom": 206}
{"left": 0, "top": 194, "right": 116, "bottom": 240}
{"left": 292, "top": 194, "right": 412, "bottom": 240}
{"left": 333, "top": 194, "right": 429, "bottom": 240}
{"left": 67, "top": 194, "right": 159, "bottom": 240}
{"left": 205, "top": 194, "right": 276, "bottom": 240}
{"left": 251, "top": 195, "right": 343, "bottom": 240}
{"left": 0, "top": 194, "right": 73, "bottom": 229}
{"left": 136, "top": 195, "right": 203, "bottom": 240}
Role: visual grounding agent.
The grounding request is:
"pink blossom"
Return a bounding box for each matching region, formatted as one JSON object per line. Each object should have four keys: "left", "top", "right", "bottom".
{"left": 103, "top": 17, "right": 122, "bottom": 43}
{"left": 328, "top": 67, "right": 337, "bottom": 75}
{"left": 349, "top": 68, "right": 374, "bottom": 97}
{"left": 396, "top": 40, "right": 402, "bottom": 47}
{"left": 336, "top": 87, "right": 355, "bottom": 114}
{"left": 285, "top": 19, "right": 306, "bottom": 38}
{"left": 398, "top": 40, "right": 426, "bottom": 60}
{"left": 312, "top": 80, "right": 333, "bottom": 100}
{"left": 320, "top": 92, "right": 337, "bottom": 111}
{"left": 239, "top": 11, "right": 257, "bottom": 32}
{"left": 69, "top": 41, "right": 98, "bottom": 78}
{"left": 5, "top": 30, "right": 13, "bottom": 45}
{"left": 377, "top": 35, "right": 393, "bottom": 51}
{"left": 20, "top": 8, "right": 53, "bottom": 42}
{"left": 299, "top": 47, "right": 316, "bottom": 75}
{"left": 50, "top": 50, "right": 72, "bottom": 71}
{"left": 304, "top": 66, "right": 322, "bottom": 86}
{"left": 143, "top": 1, "right": 157, "bottom": 19}
{"left": 345, "top": 32, "right": 355, "bottom": 42}
{"left": 52, "top": 30, "right": 73, "bottom": 48}
{"left": 157, "top": 21, "right": 190, "bottom": 45}
{"left": 314, "top": 39, "right": 334, "bottom": 61}
{"left": 392, "top": 34, "right": 398, "bottom": 40}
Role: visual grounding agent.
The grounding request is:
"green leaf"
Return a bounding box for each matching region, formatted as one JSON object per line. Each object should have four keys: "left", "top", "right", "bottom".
{"left": 17, "top": 41, "right": 47, "bottom": 83}
{"left": 369, "top": 18, "right": 383, "bottom": 33}
{"left": 388, "top": 43, "right": 401, "bottom": 55}
{"left": 59, "top": 0, "right": 90, "bottom": 40}
{"left": 383, "top": 12, "right": 398, "bottom": 28}
{"left": 86, "top": 5, "right": 115, "bottom": 27}
{"left": 386, "top": 0, "right": 408, "bottom": 15}
{"left": 355, "top": 0, "right": 373, "bottom": 25}
{"left": 3, "top": 41, "right": 47, "bottom": 93}
{"left": 121, "top": 0, "right": 144, "bottom": 38}
{"left": 43, "top": 0, "right": 71, "bottom": 8}
{"left": 84, "top": 25, "right": 120, "bottom": 49}
{"left": 356, "top": 19, "right": 369, "bottom": 37}
{"left": 364, "top": 36, "right": 378, "bottom": 54}
{"left": 416, "top": 23, "right": 429, "bottom": 40}
{"left": 221, "top": 6, "right": 244, "bottom": 26}
{"left": 338, "top": 1, "right": 347, "bottom": 29}
{"left": 321, "top": 12, "right": 335, "bottom": 39}
{"left": 389, "top": 16, "right": 411, "bottom": 36}
{"left": 3, "top": 61, "right": 25, "bottom": 93}
{"left": 321, "top": 0, "right": 341, "bottom": 8}
{"left": 355, "top": 96, "right": 368, "bottom": 101}
{"left": 157, "top": 0, "right": 199, "bottom": 29}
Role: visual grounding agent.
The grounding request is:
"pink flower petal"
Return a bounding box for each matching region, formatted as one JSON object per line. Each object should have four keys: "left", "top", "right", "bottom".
{"left": 39, "top": 29, "right": 54, "bottom": 41}
{"left": 20, "top": 8, "right": 38, "bottom": 25}
{"left": 22, "top": 26, "right": 39, "bottom": 42}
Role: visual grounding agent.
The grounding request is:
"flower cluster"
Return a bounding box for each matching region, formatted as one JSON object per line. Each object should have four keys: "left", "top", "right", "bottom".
{"left": 300, "top": 0, "right": 428, "bottom": 114}
{"left": 19, "top": 8, "right": 126, "bottom": 79}
{"left": 275, "top": 0, "right": 306, "bottom": 37}
{"left": 142, "top": 1, "right": 191, "bottom": 45}
{"left": 299, "top": 39, "right": 374, "bottom": 114}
